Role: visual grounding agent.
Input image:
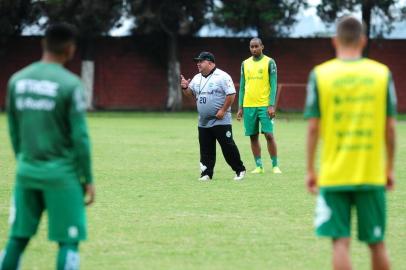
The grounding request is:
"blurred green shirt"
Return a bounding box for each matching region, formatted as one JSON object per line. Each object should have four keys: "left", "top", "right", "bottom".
{"left": 7, "top": 62, "right": 93, "bottom": 189}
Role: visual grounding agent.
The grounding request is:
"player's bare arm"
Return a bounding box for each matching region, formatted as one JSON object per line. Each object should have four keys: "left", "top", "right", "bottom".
{"left": 216, "top": 94, "right": 235, "bottom": 120}
{"left": 180, "top": 74, "right": 193, "bottom": 97}
{"left": 306, "top": 118, "right": 319, "bottom": 194}
{"left": 385, "top": 117, "right": 396, "bottom": 191}
{"left": 84, "top": 183, "right": 96, "bottom": 206}
{"left": 236, "top": 107, "right": 243, "bottom": 121}
{"left": 237, "top": 62, "right": 245, "bottom": 122}
{"left": 268, "top": 106, "right": 275, "bottom": 118}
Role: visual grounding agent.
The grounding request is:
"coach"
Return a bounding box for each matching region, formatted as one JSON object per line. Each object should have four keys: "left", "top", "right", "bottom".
{"left": 181, "top": 51, "right": 246, "bottom": 181}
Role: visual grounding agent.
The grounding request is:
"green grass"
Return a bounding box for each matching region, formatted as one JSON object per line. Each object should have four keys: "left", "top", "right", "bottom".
{"left": 0, "top": 112, "right": 405, "bottom": 270}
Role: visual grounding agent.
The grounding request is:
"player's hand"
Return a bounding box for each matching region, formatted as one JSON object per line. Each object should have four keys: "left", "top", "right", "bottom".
{"left": 180, "top": 74, "right": 191, "bottom": 89}
{"left": 306, "top": 171, "right": 318, "bottom": 195}
{"left": 236, "top": 108, "right": 243, "bottom": 121}
{"left": 216, "top": 109, "right": 226, "bottom": 120}
{"left": 84, "top": 183, "right": 95, "bottom": 206}
{"left": 268, "top": 106, "right": 276, "bottom": 118}
{"left": 386, "top": 170, "right": 395, "bottom": 191}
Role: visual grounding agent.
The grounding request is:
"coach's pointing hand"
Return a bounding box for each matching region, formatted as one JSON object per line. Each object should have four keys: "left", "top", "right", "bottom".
{"left": 180, "top": 75, "right": 191, "bottom": 89}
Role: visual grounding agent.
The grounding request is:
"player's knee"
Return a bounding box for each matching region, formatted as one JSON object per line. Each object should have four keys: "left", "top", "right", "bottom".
{"left": 264, "top": 133, "right": 274, "bottom": 141}
{"left": 368, "top": 241, "right": 385, "bottom": 252}
{"left": 249, "top": 134, "right": 259, "bottom": 142}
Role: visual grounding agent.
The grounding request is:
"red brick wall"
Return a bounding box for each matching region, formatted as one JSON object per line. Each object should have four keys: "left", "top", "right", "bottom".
{"left": 1, "top": 37, "right": 405, "bottom": 112}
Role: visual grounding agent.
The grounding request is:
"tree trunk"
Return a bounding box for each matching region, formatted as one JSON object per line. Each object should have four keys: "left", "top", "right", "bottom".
{"left": 362, "top": 0, "right": 372, "bottom": 56}
{"left": 80, "top": 37, "right": 95, "bottom": 110}
{"left": 81, "top": 60, "right": 95, "bottom": 110}
{"left": 165, "top": 33, "right": 182, "bottom": 111}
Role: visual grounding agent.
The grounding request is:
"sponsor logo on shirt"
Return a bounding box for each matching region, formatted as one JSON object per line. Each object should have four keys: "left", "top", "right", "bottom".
{"left": 16, "top": 79, "right": 58, "bottom": 97}
{"left": 16, "top": 97, "right": 55, "bottom": 111}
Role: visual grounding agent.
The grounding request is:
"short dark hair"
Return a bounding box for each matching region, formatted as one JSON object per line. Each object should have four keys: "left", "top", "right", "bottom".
{"left": 250, "top": 37, "right": 263, "bottom": 46}
{"left": 43, "top": 23, "right": 77, "bottom": 54}
{"left": 336, "top": 16, "right": 365, "bottom": 45}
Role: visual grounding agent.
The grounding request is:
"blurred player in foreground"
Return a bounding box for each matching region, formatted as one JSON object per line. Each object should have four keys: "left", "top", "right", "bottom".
{"left": 305, "top": 16, "right": 397, "bottom": 270}
{"left": 0, "top": 23, "right": 94, "bottom": 270}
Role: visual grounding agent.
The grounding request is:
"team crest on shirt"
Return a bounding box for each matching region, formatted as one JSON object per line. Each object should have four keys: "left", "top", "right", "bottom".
{"left": 258, "top": 69, "right": 263, "bottom": 74}
{"left": 226, "top": 131, "right": 232, "bottom": 138}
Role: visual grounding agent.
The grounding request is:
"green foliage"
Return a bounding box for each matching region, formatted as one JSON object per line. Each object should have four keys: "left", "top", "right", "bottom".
{"left": 317, "top": 0, "right": 406, "bottom": 38}
{"left": 213, "top": 0, "right": 307, "bottom": 38}
{"left": 34, "top": 0, "right": 124, "bottom": 59}
{"left": 128, "top": 0, "right": 213, "bottom": 36}
{"left": 0, "top": 112, "right": 405, "bottom": 269}
{"left": 38, "top": 0, "right": 123, "bottom": 37}
{"left": 0, "top": 0, "right": 40, "bottom": 36}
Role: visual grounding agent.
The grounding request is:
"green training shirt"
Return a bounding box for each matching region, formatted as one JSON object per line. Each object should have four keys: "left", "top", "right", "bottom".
{"left": 7, "top": 61, "right": 93, "bottom": 189}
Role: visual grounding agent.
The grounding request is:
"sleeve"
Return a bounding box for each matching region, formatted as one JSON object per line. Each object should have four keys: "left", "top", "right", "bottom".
{"left": 6, "top": 78, "right": 20, "bottom": 157}
{"left": 304, "top": 70, "right": 321, "bottom": 119}
{"left": 223, "top": 73, "right": 236, "bottom": 95}
{"left": 386, "top": 72, "right": 397, "bottom": 117}
{"left": 238, "top": 63, "right": 245, "bottom": 107}
{"left": 269, "top": 58, "right": 277, "bottom": 106}
{"left": 69, "top": 82, "right": 93, "bottom": 184}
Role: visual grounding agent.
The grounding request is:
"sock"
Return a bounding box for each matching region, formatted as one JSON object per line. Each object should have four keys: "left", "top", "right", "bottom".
{"left": 271, "top": 156, "right": 278, "bottom": 167}
{"left": 254, "top": 156, "right": 263, "bottom": 168}
{"left": 0, "top": 237, "right": 29, "bottom": 270}
{"left": 57, "top": 243, "right": 79, "bottom": 270}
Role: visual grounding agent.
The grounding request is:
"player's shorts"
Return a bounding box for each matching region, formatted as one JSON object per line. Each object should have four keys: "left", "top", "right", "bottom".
{"left": 9, "top": 183, "right": 87, "bottom": 243}
{"left": 314, "top": 188, "right": 386, "bottom": 243}
{"left": 243, "top": 107, "right": 274, "bottom": 136}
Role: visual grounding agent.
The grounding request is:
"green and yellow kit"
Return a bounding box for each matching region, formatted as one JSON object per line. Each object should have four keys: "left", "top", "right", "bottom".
{"left": 239, "top": 55, "right": 277, "bottom": 135}
{"left": 304, "top": 58, "right": 397, "bottom": 243}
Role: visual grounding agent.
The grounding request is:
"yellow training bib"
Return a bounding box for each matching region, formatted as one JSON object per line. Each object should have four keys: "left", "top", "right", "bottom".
{"left": 315, "top": 58, "right": 389, "bottom": 187}
{"left": 243, "top": 56, "right": 271, "bottom": 107}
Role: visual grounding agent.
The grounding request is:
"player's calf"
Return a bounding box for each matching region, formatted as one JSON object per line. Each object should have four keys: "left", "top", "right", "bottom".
{"left": 57, "top": 242, "right": 79, "bottom": 270}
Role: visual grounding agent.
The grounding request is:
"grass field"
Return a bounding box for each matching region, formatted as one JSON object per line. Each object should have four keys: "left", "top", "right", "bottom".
{"left": 0, "top": 112, "right": 405, "bottom": 270}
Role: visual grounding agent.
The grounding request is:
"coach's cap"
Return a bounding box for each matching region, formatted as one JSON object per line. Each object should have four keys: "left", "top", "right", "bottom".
{"left": 194, "top": 51, "right": 215, "bottom": 63}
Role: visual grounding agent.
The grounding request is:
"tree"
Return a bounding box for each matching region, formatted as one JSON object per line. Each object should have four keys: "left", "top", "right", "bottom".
{"left": 213, "top": 0, "right": 307, "bottom": 38}
{"left": 128, "top": 0, "right": 214, "bottom": 111}
{"left": 36, "top": 0, "right": 124, "bottom": 108}
{"left": 0, "top": 0, "right": 40, "bottom": 52}
{"left": 317, "top": 0, "right": 406, "bottom": 54}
